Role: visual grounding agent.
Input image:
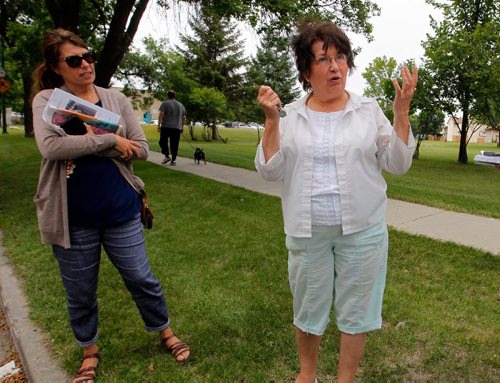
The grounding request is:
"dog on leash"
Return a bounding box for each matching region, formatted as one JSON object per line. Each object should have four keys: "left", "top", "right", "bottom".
{"left": 194, "top": 147, "right": 206, "bottom": 164}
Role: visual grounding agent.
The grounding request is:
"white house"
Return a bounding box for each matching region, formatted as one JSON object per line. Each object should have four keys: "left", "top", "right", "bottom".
{"left": 442, "top": 116, "right": 498, "bottom": 144}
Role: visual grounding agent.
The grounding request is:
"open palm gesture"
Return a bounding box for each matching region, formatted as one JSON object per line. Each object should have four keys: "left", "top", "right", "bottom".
{"left": 393, "top": 66, "right": 418, "bottom": 117}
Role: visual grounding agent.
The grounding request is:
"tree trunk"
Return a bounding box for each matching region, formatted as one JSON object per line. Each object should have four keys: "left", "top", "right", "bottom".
{"left": 458, "top": 112, "right": 469, "bottom": 164}
{"left": 94, "top": 0, "right": 149, "bottom": 87}
{"left": 413, "top": 137, "right": 422, "bottom": 159}
{"left": 22, "top": 72, "right": 33, "bottom": 137}
{"left": 188, "top": 124, "right": 197, "bottom": 140}
{"left": 211, "top": 124, "right": 218, "bottom": 140}
{"left": 45, "top": 0, "right": 81, "bottom": 32}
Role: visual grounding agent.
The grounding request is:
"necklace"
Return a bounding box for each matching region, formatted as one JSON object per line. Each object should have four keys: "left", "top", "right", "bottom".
{"left": 72, "top": 87, "right": 97, "bottom": 102}
{"left": 65, "top": 159, "right": 76, "bottom": 178}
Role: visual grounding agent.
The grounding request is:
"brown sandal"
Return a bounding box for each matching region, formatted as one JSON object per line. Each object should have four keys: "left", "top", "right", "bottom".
{"left": 73, "top": 352, "right": 100, "bottom": 383}
{"left": 161, "top": 333, "right": 190, "bottom": 362}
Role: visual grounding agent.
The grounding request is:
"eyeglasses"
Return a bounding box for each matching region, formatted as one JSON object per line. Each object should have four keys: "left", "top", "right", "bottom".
{"left": 313, "top": 53, "right": 348, "bottom": 66}
{"left": 59, "top": 52, "right": 96, "bottom": 68}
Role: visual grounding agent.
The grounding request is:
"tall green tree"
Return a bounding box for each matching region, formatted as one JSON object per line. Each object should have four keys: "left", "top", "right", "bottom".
{"left": 245, "top": 33, "right": 300, "bottom": 124}
{"left": 188, "top": 86, "right": 228, "bottom": 141}
{"left": 117, "top": 37, "right": 196, "bottom": 106}
{"left": 411, "top": 66, "right": 446, "bottom": 159}
{"left": 468, "top": 18, "right": 499, "bottom": 147}
{"left": 0, "top": 0, "right": 111, "bottom": 136}
{"left": 414, "top": 109, "right": 446, "bottom": 159}
{"left": 3, "top": 0, "right": 380, "bottom": 135}
{"left": 423, "top": 0, "right": 498, "bottom": 163}
{"left": 361, "top": 58, "right": 445, "bottom": 159}
{"left": 1, "top": 1, "right": 53, "bottom": 136}
{"left": 177, "top": 7, "right": 245, "bottom": 139}
{"left": 41, "top": 0, "right": 381, "bottom": 88}
{"left": 178, "top": 8, "right": 244, "bottom": 103}
{"left": 361, "top": 58, "right": 419, "bottom": 123}
{"left": 362, "top": 56, "right": 398, "bottom": 116}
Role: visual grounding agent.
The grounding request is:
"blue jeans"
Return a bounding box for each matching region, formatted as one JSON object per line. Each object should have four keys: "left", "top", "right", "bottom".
{"left": 53, "top": 215, "right": 170, "bottom": 347}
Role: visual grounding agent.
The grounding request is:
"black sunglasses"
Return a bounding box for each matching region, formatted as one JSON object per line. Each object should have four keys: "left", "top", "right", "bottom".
{"left": 59, "top": 52, "right": 96, "bottom": 68}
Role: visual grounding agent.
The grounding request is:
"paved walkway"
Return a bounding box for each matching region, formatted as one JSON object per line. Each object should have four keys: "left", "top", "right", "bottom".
{"left": 150, "top": 152, "right": 500, "bottom": 256}
{"left": 1, "top": 152, "right": 499, "bottom": 382}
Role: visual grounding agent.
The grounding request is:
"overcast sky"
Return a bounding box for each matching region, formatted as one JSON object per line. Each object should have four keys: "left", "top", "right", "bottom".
{"left": 134, "top": 0, "right": 442, "bottom": 95}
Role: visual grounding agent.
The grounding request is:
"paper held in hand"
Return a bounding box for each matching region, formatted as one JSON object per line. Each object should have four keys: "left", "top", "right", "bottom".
{"left": 42, "top": 88, "right": 120, "bottom": 134}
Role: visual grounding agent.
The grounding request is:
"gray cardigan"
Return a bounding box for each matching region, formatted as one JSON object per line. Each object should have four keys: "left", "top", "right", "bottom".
{"left": 32, "top": 85, "right": 149, "bottom": 249}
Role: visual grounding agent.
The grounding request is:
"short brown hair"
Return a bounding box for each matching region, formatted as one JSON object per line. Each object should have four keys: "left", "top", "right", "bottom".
{"left": 32, "top": 28, "right": 88, "bottom": 95}
{"left": 292, "top": 22, "right": 355, "bottom": 92}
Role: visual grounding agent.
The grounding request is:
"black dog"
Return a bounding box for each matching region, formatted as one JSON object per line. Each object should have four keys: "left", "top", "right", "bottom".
{"left": 194, "top": 147, "right": 206, "bottom": 164}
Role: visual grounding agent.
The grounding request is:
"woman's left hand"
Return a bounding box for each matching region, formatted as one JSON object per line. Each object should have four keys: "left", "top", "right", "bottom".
{"left": 84, "top": 123, "right": 94, "bottom": 135}
{"left": 392, "top": 66, "right": 418, "bottom": 117}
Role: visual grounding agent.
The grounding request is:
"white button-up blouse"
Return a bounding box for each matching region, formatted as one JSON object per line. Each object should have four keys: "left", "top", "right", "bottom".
{"left": 308, "top": 108, "right": 343, "bottom": 226}
{"left": 255, "top": 91, "right": 415, "bottom": 237}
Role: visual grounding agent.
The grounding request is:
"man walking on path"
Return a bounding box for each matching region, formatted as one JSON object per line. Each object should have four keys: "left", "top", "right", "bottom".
{"left": 158, "top": 90, "right": 186, "bottom": 166}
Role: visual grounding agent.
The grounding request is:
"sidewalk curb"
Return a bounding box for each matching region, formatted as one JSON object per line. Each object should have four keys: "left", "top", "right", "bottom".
{"left": 0, "top": 231, "right": 69, "bottom": 383}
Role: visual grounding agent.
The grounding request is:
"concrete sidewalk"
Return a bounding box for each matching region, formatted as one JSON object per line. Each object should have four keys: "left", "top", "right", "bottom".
{"left": 150, "top": 151, "right": 500, "bottom": 256}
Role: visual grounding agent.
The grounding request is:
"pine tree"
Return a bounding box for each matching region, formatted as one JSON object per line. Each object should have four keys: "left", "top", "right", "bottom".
{"left": 244, "top": 34, "right": 301, "bottom": 123}
{"left": 178, "top": 7, "right": 245, "bottom": 113}
{"left": 250, "top": 34, "right": 300, "bottom": 104}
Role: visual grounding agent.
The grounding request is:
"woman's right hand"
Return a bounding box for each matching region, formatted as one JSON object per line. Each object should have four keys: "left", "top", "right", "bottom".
{"left": 257, "top": 85, "right": 281, "bottom": 121}
{"left": 114, "top": 135, "right": 142, "bottom": 160}
{"left": 257, "top": 85, "right": 282, "bottom": 162}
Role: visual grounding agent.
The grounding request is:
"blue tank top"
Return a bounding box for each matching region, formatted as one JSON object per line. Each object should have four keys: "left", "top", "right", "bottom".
{"left": 66, "top": 99, "right": 141, "bottom": 228}
{"left": 67, "top": 155, "right": 141, "bottom": 228}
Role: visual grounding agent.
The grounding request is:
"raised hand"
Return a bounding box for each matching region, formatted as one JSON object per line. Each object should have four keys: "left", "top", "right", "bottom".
{"left": 392, "top": 66, "right": 418, "bottom": 117}
{"left": 257, "top": 85, "right": 282, "bottom": 120}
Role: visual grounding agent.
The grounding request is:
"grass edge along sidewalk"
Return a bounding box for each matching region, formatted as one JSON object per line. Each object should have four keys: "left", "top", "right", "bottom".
{"left": 0, "top": 230, "right": 68, "bottom": 382}
{"left": 147, "top": 150, "right": 500, "bottom": 255}
{"left": 143, "top": 124, "right": 500, "bottom": 220}
{"left": 0, "top": 132, "right": 499, "bottom": 381}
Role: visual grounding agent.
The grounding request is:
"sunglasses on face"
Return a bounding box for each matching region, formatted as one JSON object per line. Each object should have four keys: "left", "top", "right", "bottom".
{"left": 59, "top": 52, "right": 96, "bottom": 68}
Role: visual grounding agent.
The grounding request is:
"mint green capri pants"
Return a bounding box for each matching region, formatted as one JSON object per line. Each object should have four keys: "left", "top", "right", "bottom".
{"left": 286, "top": 220, "right": 388, "bottom": 335}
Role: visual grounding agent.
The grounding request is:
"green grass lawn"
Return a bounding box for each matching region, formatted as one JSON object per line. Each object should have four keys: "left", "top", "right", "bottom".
{"left": 145, "top": 124, "right": 500, "bottom": 219}
{"left": 383, "top": 141, "right": 500, "bottom": 218}
{"left": 0, "top": 128, "right": 499, "bottom": 382}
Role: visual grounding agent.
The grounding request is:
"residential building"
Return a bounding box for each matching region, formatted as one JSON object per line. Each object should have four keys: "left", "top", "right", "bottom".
{"left": 111, "top": 87, "right": 162, "bottom": 123}
{"left": 442, "top": 116, "right": 498, "bottom": 143}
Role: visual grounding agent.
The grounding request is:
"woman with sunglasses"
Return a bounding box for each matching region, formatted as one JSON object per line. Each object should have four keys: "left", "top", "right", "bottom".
{"left": 256, "top": 22, "right": 418, "bottom": 383}
{"left": 32, "top": 28, "right": 190, "bottom": 383}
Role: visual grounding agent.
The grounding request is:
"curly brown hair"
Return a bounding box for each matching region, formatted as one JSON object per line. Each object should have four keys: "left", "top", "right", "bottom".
{"left": 292, "top": 22, "right": 355, "bottom": 92}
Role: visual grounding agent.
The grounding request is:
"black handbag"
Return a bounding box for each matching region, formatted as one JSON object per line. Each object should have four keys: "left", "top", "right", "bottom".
{"left": 139, "top": 190, "right": 154, "bottom": 229}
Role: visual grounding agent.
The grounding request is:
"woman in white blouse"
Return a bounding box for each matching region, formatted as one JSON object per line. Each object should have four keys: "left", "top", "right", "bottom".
{"left": 255, "top": 22, "right": 418, "bottom": 383}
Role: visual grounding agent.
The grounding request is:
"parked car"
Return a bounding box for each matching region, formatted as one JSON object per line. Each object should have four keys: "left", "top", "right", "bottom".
{"left": 246, "top": 122, "right": 264, "bottom": 130}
